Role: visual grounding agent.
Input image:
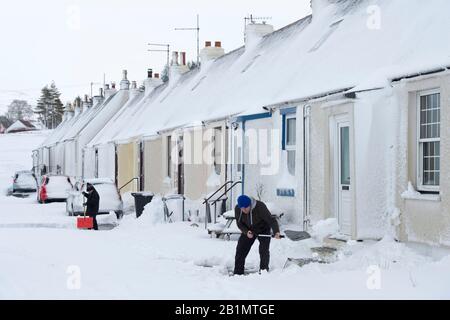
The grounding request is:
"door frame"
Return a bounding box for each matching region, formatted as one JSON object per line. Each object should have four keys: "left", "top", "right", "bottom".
{"left": 330, "top": 113, "right": 354, "bottom": 236}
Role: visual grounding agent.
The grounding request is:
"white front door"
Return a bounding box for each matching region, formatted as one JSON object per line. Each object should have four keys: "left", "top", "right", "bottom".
{"left": 336, "top": 119, "right": 352, "bottom": 235}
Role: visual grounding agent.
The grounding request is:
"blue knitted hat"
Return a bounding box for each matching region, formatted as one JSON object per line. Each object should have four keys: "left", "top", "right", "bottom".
{"left": 237, "top": 195, "right": 252, "bottom": 209}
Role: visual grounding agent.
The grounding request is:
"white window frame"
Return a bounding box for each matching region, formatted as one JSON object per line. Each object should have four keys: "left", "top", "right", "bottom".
{"left": 285, "top": 115, "right": 297, "bottom": 176}
{"left": 417, "top": 89, "right": 440, "bottom": 193}
{"left": 213, "top": 127, "right": 222, "bottom": 175}
{"left": 167, "top": 135, "right": 172, "bottom": 178}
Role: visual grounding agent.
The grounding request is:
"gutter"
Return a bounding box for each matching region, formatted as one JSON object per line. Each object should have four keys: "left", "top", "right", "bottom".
{"left": 263, "top": 87, "right": 354, "bottom": 111}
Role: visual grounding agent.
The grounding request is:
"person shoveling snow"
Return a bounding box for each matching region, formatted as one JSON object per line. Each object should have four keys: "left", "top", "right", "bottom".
{"left": 82, "top": 183, "right": 100, "bottom": 231}
{"left": 233, "top": 195, "right": 281, "bottom": 276}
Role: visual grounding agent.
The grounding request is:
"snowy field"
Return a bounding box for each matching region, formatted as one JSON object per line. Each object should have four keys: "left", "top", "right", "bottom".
{"left": 0, "top": 132, "right": 450, "bottom": 299}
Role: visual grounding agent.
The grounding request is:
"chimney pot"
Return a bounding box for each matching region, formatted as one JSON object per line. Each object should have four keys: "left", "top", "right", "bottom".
{"left": 154, "top": 73, "right": 160, "bottom": 79}
{"left": 205, "top": 41, "right": 212, "bottom": 47}
{"left": 132, "top": 81, "right": 137, "bottom": 89}
{"left": 181, "top": 52, "right": 186, "bottom": 66}
{"left": 122, "top": 70, "right": 128, "bottom": 80}
{"left": 147, "top": 69, "right": 153, "bottom": 79}
{"left": 111, "top": 82, "right": 116, "bottom": 89}
{"left": 215, "top": 41, "right": 222, "bottom": 48}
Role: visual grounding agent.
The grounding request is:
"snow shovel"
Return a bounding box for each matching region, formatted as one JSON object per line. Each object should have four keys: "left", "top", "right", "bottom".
{"left": 77, "top": 206, "right": 94, "bottom": 230}
{"left": 257, "top": 234, "right": 286, "bottom": 239}
{"left": 283, "top": 230, "right": 311, "bottom": 241}
{"left": 258, "top": 231, "right": 311, "bottom": 241}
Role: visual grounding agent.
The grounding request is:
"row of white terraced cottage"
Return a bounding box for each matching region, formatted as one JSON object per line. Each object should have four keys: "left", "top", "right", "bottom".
{"left": 34, "top": 6, "right": 450, "bottom": 250}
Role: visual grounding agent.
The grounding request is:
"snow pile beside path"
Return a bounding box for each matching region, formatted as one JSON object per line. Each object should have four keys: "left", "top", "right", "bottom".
{"left": 311, "top": 218, "right": 340, "bottom": 241}
{"left": 119, "top": 196, "right": 166, "bottom": 230}
{"left": 143, "top": 196, "right": 166, "bottom": 225}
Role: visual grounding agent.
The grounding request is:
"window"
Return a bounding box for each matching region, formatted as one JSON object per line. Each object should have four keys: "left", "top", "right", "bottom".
{"left": 167, "top": 136, "right": 172, "bottom": 178}
{"left": 418, "top": 90, "right": 440, "bottom": 192}
{"left": 284, "top": 116, "right": 297, "bottom": 176}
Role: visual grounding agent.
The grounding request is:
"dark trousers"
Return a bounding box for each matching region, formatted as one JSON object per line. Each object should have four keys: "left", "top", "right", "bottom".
{"left": 234, "top": 233, "right": 271, "bottom": 275}
{"left": 88, "top": 214, "right": 98, "bottom": 231}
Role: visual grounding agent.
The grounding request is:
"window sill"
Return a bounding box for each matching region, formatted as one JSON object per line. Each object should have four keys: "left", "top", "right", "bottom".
{"left": 401, "top": 192, "right": 441, "bottom": 202}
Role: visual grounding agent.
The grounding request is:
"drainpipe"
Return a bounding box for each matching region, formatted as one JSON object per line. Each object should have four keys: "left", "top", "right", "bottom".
{"left": 303, "top": 105, "right": 311, "bottom": 231}
{"left": 242, "top": 121, "right": 246, "bottom": 195}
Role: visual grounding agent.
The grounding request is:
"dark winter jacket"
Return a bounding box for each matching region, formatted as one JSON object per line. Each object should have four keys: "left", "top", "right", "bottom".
{"left": 83, "top": 188, "right": 100, "bottom": 215}
{"left": 234, "top": 198, "right": 280, "bottom": 235}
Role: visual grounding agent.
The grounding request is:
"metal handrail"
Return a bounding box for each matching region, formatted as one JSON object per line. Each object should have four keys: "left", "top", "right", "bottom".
{"left": 202, "top": 181, "right": 233, "bottom": 204}
{"left": 211, "top": 181, "right": 242, "bottom": 207}
{"left": 204, "top": 180, "right": 242, "bottom": 229}
{"left": 119, "top": 177, "right": 139, "bottom": 192}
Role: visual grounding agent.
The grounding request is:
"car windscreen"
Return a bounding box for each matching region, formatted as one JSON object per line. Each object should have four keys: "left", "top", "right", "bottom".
{"left": 48, "top": 176, "right": 72, "bottom": 186}
{"left": 16, "top": 173, "right": 36, "bottom": 186}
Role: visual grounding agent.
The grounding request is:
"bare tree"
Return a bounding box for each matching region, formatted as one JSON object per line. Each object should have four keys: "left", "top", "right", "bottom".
{"left": 5, "top": 100, "right": 34, "bottom": 122}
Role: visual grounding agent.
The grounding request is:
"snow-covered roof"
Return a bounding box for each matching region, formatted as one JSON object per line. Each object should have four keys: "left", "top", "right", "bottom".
{"left": 87, "top": 88, "right": 145, "bottom": 147}
{"left": 109, "top": 0, "right": 450, "bottom": 143}
{"left": 6, "top": 120, "right": 36, "bottom": 133}
{"left": 58, "top": 92, "right": 118, "bottom": 143}
{"left": 39, "top": 112, "right": 83, "bottom": 147}
{"left": 74, "top": 90, "right": 129, "bottom": 144}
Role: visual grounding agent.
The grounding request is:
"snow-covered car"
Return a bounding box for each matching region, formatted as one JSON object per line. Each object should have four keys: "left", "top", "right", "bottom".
{"left": 66, "top": 178, "right": 123, "bottom": 218}
{"left": 37, "top": 175, "right": 73, "bottom": 203}
{"left": 12, "top": 170, "right": 37, "bottom": 193}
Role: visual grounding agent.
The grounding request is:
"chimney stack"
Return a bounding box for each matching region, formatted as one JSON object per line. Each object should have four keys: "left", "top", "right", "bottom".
{"left": 92, "top": 88, "right": 104, "bottom": 106}
{"left": 172, "top": 52, "right": 179, "bottom": 66}
{"left": 120, "top": 70, "right": 130, "bottom": 90}
{"left": 74, "top": 99, "right": 81, "bottom": 117}
{"left": 245, "top": 22, "right": 274, "bottom": 48}
{"left": 200, "top": 40, "right": 225, "bottom": 65}
{"left": 144, "top": 68, "right": 163, "bottom": 94}
{"left": 105, "top": 83, "right": 117, "bottom": 98}
{"left": 82, "top": 94, "right": 92, "bottom": 113}
{"left": 170, "top": 51, "right": 189, "bottom": 82}
{"left": 180, "top": 52, "right": 186, "bottom": 66}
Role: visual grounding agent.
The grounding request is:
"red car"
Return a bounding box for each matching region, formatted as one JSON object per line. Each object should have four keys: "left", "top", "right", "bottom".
{"left": 37, "top": 175, "right": 73, "bottom": 204}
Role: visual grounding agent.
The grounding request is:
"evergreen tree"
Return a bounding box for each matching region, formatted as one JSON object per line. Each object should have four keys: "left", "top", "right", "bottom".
{"left": 35, "top": 86, "right": 52, "bottom": 128}
{"left": 49, "top": 82, "right": 64, "bottom": 127}
{"left": 34, "top": 82, "right": 65, "bottom": 129}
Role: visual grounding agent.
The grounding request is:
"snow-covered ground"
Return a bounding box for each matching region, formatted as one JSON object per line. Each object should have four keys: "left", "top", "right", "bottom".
{"left": 1, "top": 132, "right": 450, "bottom": 299}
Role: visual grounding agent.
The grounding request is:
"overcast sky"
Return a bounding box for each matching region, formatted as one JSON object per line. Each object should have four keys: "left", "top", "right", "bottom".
{"left": 0, "top": 0, "right": 312, "bottom": 112}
